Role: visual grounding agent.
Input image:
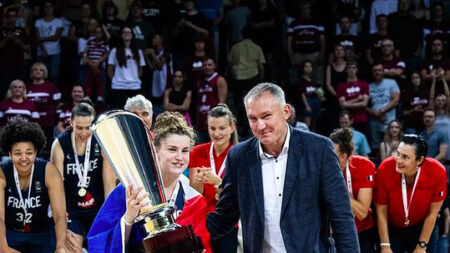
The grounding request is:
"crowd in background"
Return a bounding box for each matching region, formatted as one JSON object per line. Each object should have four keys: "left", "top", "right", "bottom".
{"left": 0, "top": 0, "right": 450, "bottom": 251}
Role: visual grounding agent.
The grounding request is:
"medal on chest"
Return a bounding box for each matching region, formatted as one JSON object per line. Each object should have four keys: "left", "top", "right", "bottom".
{"left": 72, "top": 133, "right": 92, "bottom": 197}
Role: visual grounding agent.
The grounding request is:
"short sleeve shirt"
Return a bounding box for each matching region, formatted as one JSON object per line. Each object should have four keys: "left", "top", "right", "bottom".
{"left": 374, "top": 157, "right": 447, "bottom": 228}
{"left": 297, "top": 78, "right": 320, "bottom": 98}
{"left": 107, "top": 48, "right": 146, "bottom": 90}
{"left": 346, "top": 155, "right": 375, "bottom": 232}
{"left": 34, "top": 17, "right": 63, "bottom": 56}
{"left": 26, "top": 81, "right": 61, "bottom": 127}
{"left": 369, "top": 78, "right": 400, "bottom": 124}
{"left": 337, "top": 80, "right": 369, "bottom": 124}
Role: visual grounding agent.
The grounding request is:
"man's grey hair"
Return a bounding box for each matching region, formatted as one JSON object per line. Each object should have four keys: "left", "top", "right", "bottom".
{"left": 124, "top": 94, "right": 153, "bottom": 116}
{"left": 243, "top": 82, "right": 286, "bottom": 106}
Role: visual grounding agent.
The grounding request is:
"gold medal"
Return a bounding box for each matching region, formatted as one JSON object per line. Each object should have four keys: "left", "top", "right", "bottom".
{"left": 404, "top": 218, "right": 410, "bottom": 226}
{"left": 215, "top": 191, "right": 220, "bottom": 200}
{"left": 78, "top": 187, "right": 87, "bottom": 197}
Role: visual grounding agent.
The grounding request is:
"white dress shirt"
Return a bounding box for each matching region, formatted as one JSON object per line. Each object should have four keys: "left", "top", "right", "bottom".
{"left": 259, "top": 125, "right": 290, "bottom": 253}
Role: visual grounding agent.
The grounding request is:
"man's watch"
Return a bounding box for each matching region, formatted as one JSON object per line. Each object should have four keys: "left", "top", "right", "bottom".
{"left": 417, "top": 241, "right": 428, "bottom": 248}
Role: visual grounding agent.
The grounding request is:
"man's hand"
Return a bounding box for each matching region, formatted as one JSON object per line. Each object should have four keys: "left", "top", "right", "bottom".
{"left": 380, "top": 246, "right": 393, "bottom": 253}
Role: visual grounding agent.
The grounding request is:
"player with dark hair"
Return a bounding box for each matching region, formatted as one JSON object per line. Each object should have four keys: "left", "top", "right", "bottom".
{"left": 0, "top": 120, "right": 66, "bottom": 252}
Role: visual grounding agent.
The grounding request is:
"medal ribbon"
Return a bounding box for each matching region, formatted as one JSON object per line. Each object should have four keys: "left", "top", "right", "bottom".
{"left": 401, "top": 166, "right": 422, "bottom": 225}
{"left": 168, "top": 181, "right": 181, "bottom": 206}
{"left": 71, "top": 133, "right": 92, "bottom": 189}
{"left": 209, "top": 143, "right": 227, "bottom": 178}
{"left": 13, "top": 164, "right": 34, "bottom": 226}
{"left": 345, "top": 160, "right": 353, "bottom": 198}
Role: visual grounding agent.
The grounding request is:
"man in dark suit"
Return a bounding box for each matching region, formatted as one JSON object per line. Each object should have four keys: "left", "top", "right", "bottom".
{"left": 207, "top": 83, "right": 360, "bottom": 252}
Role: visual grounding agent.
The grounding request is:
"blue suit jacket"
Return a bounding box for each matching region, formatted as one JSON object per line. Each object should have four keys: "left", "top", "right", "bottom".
{"left": 207, "top": 127, "right": 360, "bottom": 252}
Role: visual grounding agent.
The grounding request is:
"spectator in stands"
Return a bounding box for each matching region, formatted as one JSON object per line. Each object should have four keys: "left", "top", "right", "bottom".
{"left": 420, "top": 38, "right": 450, "bottom": 96}
{"left": 339, "top": 110, "right": 371, "bottom": 157}
{"left": 196, "top": 58, "right": 227, "bottom": 143}
{"left": 365, "top": 14, "right": 390, "bottom": 66}
{"left": 380, "top": 120, "right": 402, "bottom": 160}
{"left": 419, "top": 108, "right": 448, "bottom": 163}
{"left": 27, "top": 62, "right": 61, "bottom": 150}
{"left": 409, "top": 0, "right": 430, "bottom": 21}
{"left": 325, "top": 45, "right": 347, "bottom": 135}
{"left": 432, "top": 94, "right": 450, "bottom": 174}
{"left": 337, "top": 61, "right": 369, "bottom": 136}
{"left": 57, "top": 85, "right": 85, "bottom": 134}
{"left": 0, "top": 6, "right": 30, "bottom": 98}
{"left": 102, "top": 1, "right": 125, "bottom": 48}
{"left": 228, "top": 26, "right": 265, "bottom": 138}
{"left": 148, "top": 32, "right": 172, "bottom": 118}
{"left": 124, "top": 94, "right": 153, "bottom": 131}
{"left": 367, "top": 63, "right": 400, "bottom": 152}
{"left": 83, "top": 24, "right": 109, "bottom": 102}
{"left": 402, "top": 72, "right": 430, "bottom": 134}
{"left": 173, "top": 0, "right": 210, "bottom": 70}
{"left": 330, "top": 128, "right": 376, "bottom": 253}
{"left": 388, "top": 0, "right": 422, "bottom": 73}
{"left": 287, "top": 1, "right": 325, "bottom": 84}
{"left": 0, "top": 80, "right": 39, "bottom": 127}
{"left": 298, "top": 60, "right": 322, "bottom": 132}
{"left": 107, "top": 26, "right": 145, "bottom": 109}
{"left": 379, "top": 39, "right": 405, "bottom": 84}
{"left": 195, "top": 0, "right": 225, "bottom": 62}
{"left": 375, "top": 135, "right": 446, "bottom": 253}
{"left": 224, "top": 0, "right": 251, "bottom": 45}
{"left": 127, "top": 0, "right": 155, "bottom": 52}
{"left": 370, "top": 0, "right": 397, "bottom": 34}
{"left": 34, "top": 0, "right": 63, "bottom": 82}
{"left": 332, "top": 16, "right": 359, "bottom": 62}
{"left": 164, "top": 70, "right": 192, "bottom": 125}
{"left": 184, "top": 34, "right": 208, "bottom": 90}
{"left": 287, "top": 103, "right": 309, "bottom": 132}
{"left": 423, "top": 3, "right": 448, "bottom": 58}
{"left": 251, "top": 0, "right": 278, "bottom": 80}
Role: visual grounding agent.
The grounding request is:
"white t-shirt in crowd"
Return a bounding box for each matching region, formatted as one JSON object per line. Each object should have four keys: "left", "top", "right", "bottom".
{"left": 108, "top": 48, "right": 145, "bottom": 90}
{"left": 35, "top": 17, "right": 63, "bottom": 56}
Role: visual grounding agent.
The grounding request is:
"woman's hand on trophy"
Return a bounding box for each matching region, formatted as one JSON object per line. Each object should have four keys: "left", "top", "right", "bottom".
{"left": 124, "top": 185, "right": 149, "bottom": 223}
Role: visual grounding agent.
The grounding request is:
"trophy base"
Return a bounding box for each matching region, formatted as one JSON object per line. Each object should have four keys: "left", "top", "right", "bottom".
{"left": 142, "top": 224, "right": 204, "bottom": 253}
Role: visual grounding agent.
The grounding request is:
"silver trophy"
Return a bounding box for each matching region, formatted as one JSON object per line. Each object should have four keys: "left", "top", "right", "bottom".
{"left": 91, "top": 110, "right": 203, "bottom": 253}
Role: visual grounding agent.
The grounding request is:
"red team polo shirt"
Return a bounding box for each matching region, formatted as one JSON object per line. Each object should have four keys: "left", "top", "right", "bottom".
{"left": 345, "top": 155, "right": 375, "bottom": 232}
{"left": 189, "top": 142, "right": 231, "bottom": 213}
{"left": 375, "top": 157, "right": 447, "bottom": 228}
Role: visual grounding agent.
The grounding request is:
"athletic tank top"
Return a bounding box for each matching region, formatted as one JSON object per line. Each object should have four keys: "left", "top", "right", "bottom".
{"left": 3, "top": 158, "right": 51, "bottom": 233}
{"left": 58, "top": 131, "right": 105, "bottom": 216}
{"left": 197, "top": 73, "right": 220, "bottom": 131}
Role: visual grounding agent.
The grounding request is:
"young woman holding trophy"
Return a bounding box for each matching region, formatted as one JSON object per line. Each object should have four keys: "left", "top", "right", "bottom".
{"left": 0, "top": 120, "right": 66, "bottom": 253}
{"left": 50, "top": 100, "right": 116, "bottom": 252}
{"left": 88, "top": 111, "right": 211, "bottom": 252}
{"left": 189, "top": 104, "right": 239, "bottom": 253}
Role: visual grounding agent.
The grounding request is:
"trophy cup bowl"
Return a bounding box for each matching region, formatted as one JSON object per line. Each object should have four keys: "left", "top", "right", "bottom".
{"left": 91, "top": 110, "right": 204, "bottom": 253}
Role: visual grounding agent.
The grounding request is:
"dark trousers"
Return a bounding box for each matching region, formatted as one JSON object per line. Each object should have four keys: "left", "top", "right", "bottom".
{"left": 358, "top": 228, "right": 377, "bottom": 253}
{"left": 389, "top": 223, "right": 438, "bottom": 253}
{"left": 108, "top": 89, "right": 140, "bottom": 110}
{"left": 210, "top": 227, "right": 238, "bottom": 253}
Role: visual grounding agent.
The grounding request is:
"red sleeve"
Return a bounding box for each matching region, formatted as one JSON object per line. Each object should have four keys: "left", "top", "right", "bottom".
{"left": 0, "top": 101, "right": 6, "bottom": 126}
{"left": 358, "top": 159, "right": 375, "bottom": 188}
{"left": 431, "top": 161, "right": 447, "bottom": 202}
{"left": 189, "top": 145, "right": 205, "bottom": 168}
{"left": 374, "top": 159, "right": 392, "bottom": 205}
